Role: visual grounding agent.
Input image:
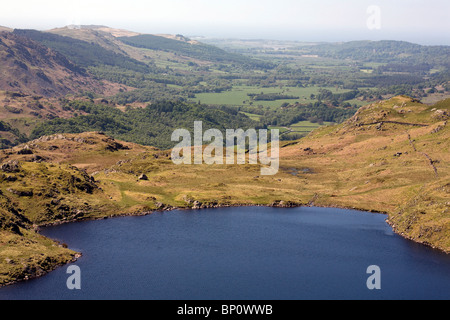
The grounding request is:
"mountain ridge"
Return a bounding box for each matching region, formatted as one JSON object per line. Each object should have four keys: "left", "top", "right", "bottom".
{"left": 0, "top": 31, "right": 125, "bottom": 97}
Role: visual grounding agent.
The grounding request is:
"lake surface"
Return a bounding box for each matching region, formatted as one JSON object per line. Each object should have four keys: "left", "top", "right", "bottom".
{"left": 1, "top": 206, "right": 450, "bottom": 300}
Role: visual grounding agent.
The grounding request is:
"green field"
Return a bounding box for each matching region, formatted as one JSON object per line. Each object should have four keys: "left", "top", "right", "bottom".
{"left": 240, "top": 112, "right": 261, "bottom": 121}
{"left": 290, "top": 120, "right": 334, "bottom": 132}
{"left": 267, "top": 126, "right": 290, "bottom": 134}
{"left": 190, "top": 85, "right": 353, "bottom": 108}
{"left": 269, "top": 120, "right": 335, "bottom": 137}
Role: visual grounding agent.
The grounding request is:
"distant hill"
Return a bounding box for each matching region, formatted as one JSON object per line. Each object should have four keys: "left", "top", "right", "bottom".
{"left": 48, "top": 26, "right": 131, "bottom": 56}
{"left": 13, "top": 29, "right": 150, "bottom": 73}
{"left": 0, "top": 26, "right": 12, "bottom": 33}
{"left": 69, "top": 25, "right": 141, "bottom": 37}
{"left": 308, "top": 40, "right": 450, "bottom": 67}
{"left": 118, "top": 34, "right": 273, "bottom": 69}
{"left": 24, "top": 26, "right": 271, "bottom": 70}
{"left": 0, "top": 32, "right": 121, "bottom": 97}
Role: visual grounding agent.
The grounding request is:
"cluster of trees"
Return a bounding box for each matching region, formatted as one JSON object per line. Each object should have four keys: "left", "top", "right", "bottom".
{"left": 111, "top": 87, "right": 185, "bottom": 105}
{"left": 30, "top": 100, "right": 259, "bottom": 150}
{"left": 240, "top": 101, "right": 356, "bottom": 127}
{"left": 248, "top": 93, "right": 300, "bottom": 101}
{"left": 308, "top": 41, "right": 450, "bottom": 67}
{"left": 361, "top": 74, "right": 425, "bottom": 87}
{"left": 315, "top": 89, "right": 359, "bottom": 103}
{"left": 107, "top": 78, "right": 235, "bottom": 105}
{"left": 0, "top": 121, "right": 28, "bottom": 149}
{"left": 259, "top": 104, "right": 356, "bottom": 127}
{"left": 376, "top": 63, "right": 432, "bottom": 74}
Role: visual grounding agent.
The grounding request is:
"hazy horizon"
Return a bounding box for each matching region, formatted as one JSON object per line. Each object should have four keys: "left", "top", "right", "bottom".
{"left": 1, "top": 0, "right": 449, "bottom": 46}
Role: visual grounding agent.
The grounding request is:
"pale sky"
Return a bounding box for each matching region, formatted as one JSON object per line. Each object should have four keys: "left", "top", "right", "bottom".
{"left": 1, "top": 0, "right": 449, "bottom": 44}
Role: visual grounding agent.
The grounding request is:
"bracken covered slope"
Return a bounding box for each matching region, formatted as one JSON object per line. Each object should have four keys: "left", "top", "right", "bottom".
{"left": 0, "top": 32, "right": 121, "bottom": 97}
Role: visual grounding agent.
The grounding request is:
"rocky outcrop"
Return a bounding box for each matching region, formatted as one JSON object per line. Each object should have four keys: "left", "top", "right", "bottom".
{"left": 271, "top": 200, "right": 301, "bottom": 208}
{"left": 138, "top": 174, "right": 148, "bottom": 181}
{"left": 6, "top": 188, "right": 33, "bottom": 197}
{"left": 1, "top": 160, "right": 20, "bottom": 173}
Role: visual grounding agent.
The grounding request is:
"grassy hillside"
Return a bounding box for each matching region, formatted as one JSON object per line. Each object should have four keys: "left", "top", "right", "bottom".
{"left": 13, "top": 29, "right": 150, "bottom": 73}
{"left": 89, "top": 96, "right": 448, "bottom": 247}
{"left": 118, "top": 34, "right": 273, "bottom": 69}
{"left": 0, "top": 32, "right": 121, "bottom": 97}
{"left": 0, "top": 132, "right": 154, "bottom": 285}
{"left": 0, "top": 96, "right": 448, "bottom": 287}
{"left": 48, "top": 26, "right": 132, "bottom": 56}
{"left": 0, "top": 26, "right": 12, "bottom": 33}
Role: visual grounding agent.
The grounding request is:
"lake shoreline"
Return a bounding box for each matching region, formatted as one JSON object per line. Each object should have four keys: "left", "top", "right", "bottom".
{"left": 3, "top": 204, "right": 450, "bottom": 300}
{"left": 1, "top": 200, "right": 447, "bottom": 289}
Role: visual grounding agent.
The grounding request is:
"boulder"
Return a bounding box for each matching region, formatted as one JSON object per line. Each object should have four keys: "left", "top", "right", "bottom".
{"left": 271, "top": 200, "right": 299, "bottom": 208}
{"left": 192, "top": 200, "right": 202, "bottom": 209}
{"left": 17, "top": 145, "right": 33, "bottom": 155}
{"left": 138, "top": 174, "right": 148, "bottom": 181}
{"left": 1, "top": 160, "right": 20, "bottom": 173}
{"left": 7, "top": 188, "right": 33, "bottom": 197}
{"left": 432, "top": 109, "right": 449, "bottom": 120}
{"left": 30, "top": 155, "right": 45, "bottom": 163}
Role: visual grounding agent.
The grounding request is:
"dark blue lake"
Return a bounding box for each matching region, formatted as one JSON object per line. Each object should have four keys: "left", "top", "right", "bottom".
{"left": 0, "top": 206, "right": 449, "bottom": 300}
